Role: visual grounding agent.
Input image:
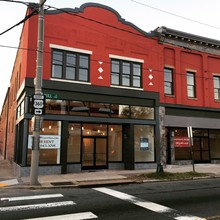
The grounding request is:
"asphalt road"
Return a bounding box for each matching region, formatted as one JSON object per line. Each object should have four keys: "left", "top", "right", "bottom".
{"left": 1, "top": 178, "right": 220, "bottom": 219}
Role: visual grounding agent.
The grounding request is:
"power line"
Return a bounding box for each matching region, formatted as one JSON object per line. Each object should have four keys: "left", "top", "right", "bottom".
{"left": 0, "top": 0, "right": 29, "bottom": 5}
{"left": 0, "top": 2, "right": 39, "bottom": 36}
{"left": 0, "top": 2, "right": 219, "bottom": 80}
{"left": 130, "top": 0, "right": 220, "bottom": 31}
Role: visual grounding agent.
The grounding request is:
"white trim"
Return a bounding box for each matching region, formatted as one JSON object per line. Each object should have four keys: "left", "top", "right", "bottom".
{"left": 109, "top": 54, "right": 144, "bottom": 63}
{"left": 50, "top": 78, "right": 91, "bottom": 85}
{"left": 110, "top": 85, "right": 143, "bottom": 91}
{"left": 50, "top": 44, "right": 93, "bottom": 55}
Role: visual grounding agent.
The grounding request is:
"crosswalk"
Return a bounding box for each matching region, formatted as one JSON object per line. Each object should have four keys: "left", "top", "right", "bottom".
{"left": 0, "top": 188, "right": 206, "bottom": 219}
{"left": 0, "top": 193, "right": 97, "bottom": 220}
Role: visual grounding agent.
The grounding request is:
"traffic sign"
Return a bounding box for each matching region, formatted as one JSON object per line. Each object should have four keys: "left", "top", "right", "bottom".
{"left": 32, "top": 94, "right": 45, "bottom": 115}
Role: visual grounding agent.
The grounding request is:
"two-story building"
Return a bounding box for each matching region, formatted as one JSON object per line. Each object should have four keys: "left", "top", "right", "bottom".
{"left": 1, "top": 3, "right": 220, "bottom": 177}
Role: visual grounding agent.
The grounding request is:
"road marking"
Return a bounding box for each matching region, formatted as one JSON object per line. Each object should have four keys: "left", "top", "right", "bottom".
{"left": 0, "top": 201, "right": 75, "bottom": 212}
{"left": 94, "top": 187, "right": 205, "bottom": 220}
{"left": 0, "top": 179, "right": 18, "bottom": 187}
{"left": 1, "top": 194, "right": 64, "bottom": 202}
{"left": 23, "top": 212, "right": 98, "bottom": 220}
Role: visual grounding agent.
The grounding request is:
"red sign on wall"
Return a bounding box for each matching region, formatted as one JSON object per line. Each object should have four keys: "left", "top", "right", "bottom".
{"left": 174, "top": 136, "right": 190, "bottom": 147}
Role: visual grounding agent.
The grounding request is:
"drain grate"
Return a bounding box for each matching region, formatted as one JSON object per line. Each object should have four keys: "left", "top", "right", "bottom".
{"left": 50, "top": 181, "right": 74, "bottom": 186}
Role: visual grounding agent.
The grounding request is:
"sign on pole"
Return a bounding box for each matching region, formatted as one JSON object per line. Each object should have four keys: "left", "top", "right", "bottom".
{"left": 32, "top": 94, "right": 45, "bottom": 116}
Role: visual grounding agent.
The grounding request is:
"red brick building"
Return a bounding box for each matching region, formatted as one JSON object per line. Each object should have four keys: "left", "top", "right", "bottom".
{"left": 1, "top": 3, "right": 220, "bottom": 176}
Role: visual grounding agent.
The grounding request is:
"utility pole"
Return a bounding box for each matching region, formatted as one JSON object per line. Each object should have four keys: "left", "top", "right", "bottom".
{"left": 30, "top": 0, "right": 44, "bottom": 185}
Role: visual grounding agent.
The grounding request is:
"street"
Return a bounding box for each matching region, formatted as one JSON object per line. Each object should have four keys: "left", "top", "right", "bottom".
{"left": 1, "top": 178, "right": 220, "bottom": 219}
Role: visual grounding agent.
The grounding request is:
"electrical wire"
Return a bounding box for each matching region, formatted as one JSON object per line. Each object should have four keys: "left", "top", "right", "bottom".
{"left": 0, "top": 1, "right": 219, "bottom": 81}
{"left": 130, "top": 0, "right": 220, "bottom": 31}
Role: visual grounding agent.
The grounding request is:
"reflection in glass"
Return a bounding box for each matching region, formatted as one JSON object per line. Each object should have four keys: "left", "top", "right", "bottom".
{"left": 131, "top": 106, "right": 154, "bottom": 119}
{"left": 67, "top": 124, "right": 81, "bottom": 163}
{"left": 69, "top": 101, "right": 89, "bottom": 116}
{"left": 108, "top": 125, "right": 122, "bottom": 161}
{"left": 46, "top": 99, "right": 68, "bottom": 115}
{"left": 27, "top": 120, "right": 62, "bottom": 165}
{"left": 134, "top": 125, "right": 154, "bottom": 162}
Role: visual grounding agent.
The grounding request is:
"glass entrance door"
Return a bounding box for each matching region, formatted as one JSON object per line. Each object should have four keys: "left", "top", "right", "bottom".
{"left": 193, "top": 137, "right": 210, "bottom": 163}
{"left": 82, "top": 137, "right": 107, "bottom": 169}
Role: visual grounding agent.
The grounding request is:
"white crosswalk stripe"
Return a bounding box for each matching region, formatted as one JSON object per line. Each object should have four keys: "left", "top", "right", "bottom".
{"left": 0, "top": 201, "right": 75, "bottom": 212}
{"left": 0, "top": 193, "right": 98, "bottom": 220}
{"left": 94, "top": 187, "right": 205, "bottom": 220}
{"left": 23, "top": 212, "right": 98, "bottom": 220}
{"left": 1, "top": 194, "right": 64, "bottom": 202}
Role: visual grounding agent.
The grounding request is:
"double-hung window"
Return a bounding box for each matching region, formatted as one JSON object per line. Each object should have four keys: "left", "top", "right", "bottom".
{"left": 111, "top": 59, "right": 142, "bottom": 88}
{"left": 164, "top": 67, "right": 174, "bottom": 95}
{"left": 52, "top": 49, "right": 90, "bottom": 82}
{"left": 214, "top": 76, "right": 220, "bottom": 100}
{"left": 187, "top": 71, "right": 196, "bottom": 98}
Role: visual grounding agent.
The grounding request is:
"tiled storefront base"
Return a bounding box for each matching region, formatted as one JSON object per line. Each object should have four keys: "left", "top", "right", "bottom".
{"left": 14, "top": 162, "right": 158, "bottom": 177}
{"left": 14, "top": 164, "right": 61, "bottom": 177}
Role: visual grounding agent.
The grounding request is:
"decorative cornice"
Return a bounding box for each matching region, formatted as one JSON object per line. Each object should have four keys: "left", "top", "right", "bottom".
{"left": 154, "top": 26, "right": 220, "bottom": 55}
{"left": 45, "top": 3, "right": 153, "bottom": 38}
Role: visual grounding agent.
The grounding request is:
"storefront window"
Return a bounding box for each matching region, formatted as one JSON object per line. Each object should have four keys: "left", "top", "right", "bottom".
{"left": 82, "top": 124, "right": 107, "bottom": 136}
{"left": 27, "top": 120, "right": 62, "bottom": 165}
{"left": 90, "top": 103, "right": 111, "bottom": 117}
{"left": 108, "top": 125, "right": 122, "bottom": 161}
{"left": 69, "top": 101, "right": 89, "bottom": 116}
{"left": 210, "top": 130, "right": 220, "bottom": 159}
{"left": 130, "top": 106, "right": 154, "bottom": 119}
{"left": 111, "top": 105, "right": 130, "bottom": 118}
{"left": 45, "top": 99, "right": 68, "bottom": 115}
{"left": 174, "top": 129, "right": 191, "bottom": 160}
{"left": 134, "top": 125, "right": 154, "bottom": 162}
{"left": 67, "top": 123, "right": 81, "bottom": 163}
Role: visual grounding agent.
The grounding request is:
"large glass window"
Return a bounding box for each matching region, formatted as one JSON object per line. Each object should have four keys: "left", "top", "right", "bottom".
{"left": 45, "top": 99, "right": 68, "bottom": 115}
{"left": 108, "top": 125, "right": 122, "bottom": 161}
{"left": 164, "top": 67, "right": 174, "bottom": 95}
{"left": 213, "top": 76, "right": 220, "bottom": 100}
{"left": 69, "top": 101, "right": 89, "bottom": 116}
{"left": 111, "top": 59, "right": 142, "bottom": 88}
{"left": 67, "top": 123, "right": 81, "bottom": 163}
{"left": 210, "top": 130, "right": 220, "bottom": 159}
{"left": 174, "top": 129, "right": 191, "bottom": 160}
{"left": 82, "top": 124, "right": 107, "bottom": 136}
{"left": 187, "top": 72, "right": 196, "bottom": 98}
{"left": 134, "top": 125, "right": 155, "bottom": 162}
{"left": 27, "top": 120, "right": 62, "bottom": 165}
{"left": 52, "top": 49, "right": 90, "bottom": 82}
{"left": 130, "top": 106, "right": 154, "bottom": 119}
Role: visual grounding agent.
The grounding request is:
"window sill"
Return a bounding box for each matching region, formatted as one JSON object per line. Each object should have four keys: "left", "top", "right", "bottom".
{"left": 187, "top": 97, "right": 198, "bottom": 100}
{"left": 50, "top": 78, "right": 91, "bottom": 85}
{"left": 110, "top": 85, "right": 143, "bottom": 91}
{"left": 164, "top": 94, "right": 175, "bottom": 97}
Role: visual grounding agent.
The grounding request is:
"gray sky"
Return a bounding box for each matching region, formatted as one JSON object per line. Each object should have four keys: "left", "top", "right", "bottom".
{"left": 1, "top": 0, "right": 220, "bottom": 112}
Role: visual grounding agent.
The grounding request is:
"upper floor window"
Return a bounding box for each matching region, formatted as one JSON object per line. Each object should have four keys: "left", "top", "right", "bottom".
{"left": 214, "top": 76, "right": 220, "bottom": 100}
{"left": 111, "top": 59, "right": 142, "bottom": 88}
{"left": 187, "top": 71, "right": 196, "bottom": 98}
{"left": 164, "top": 67, "right": 174, "bottom": 95}
{"left": 52, "top": 49, "right": 90, "bottom": 82}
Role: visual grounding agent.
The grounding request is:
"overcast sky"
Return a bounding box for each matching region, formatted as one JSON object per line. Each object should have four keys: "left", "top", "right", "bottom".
{"left": 1, "top": 0, "right": 220, "bottom": 112}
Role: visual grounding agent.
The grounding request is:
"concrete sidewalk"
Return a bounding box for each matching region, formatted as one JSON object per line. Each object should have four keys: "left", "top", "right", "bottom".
{"left": 1, "top": 155, "right": 220, "bottom": 188}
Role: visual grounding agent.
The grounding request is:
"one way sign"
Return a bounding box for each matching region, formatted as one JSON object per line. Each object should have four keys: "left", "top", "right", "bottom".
{"left": 32, "top": 94, "right": 45, "bottom": 115}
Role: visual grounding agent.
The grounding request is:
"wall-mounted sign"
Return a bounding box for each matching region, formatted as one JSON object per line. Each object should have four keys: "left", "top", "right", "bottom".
{"left": 174, "top": 136, "right": 190, "bottom": 147}
{"left": 28, "top": 135, "right": 61, "bottom": 149}
{"left": 140, "top": 137, "right": 149, "bottom": 150}
{"left": 44, "top": 93, "right": 59, "bottom": 99}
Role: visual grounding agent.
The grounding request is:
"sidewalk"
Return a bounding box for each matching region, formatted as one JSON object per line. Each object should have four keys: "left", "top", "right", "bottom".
{"left": 1, "top": 155, "right": 220, "bottom": 188}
